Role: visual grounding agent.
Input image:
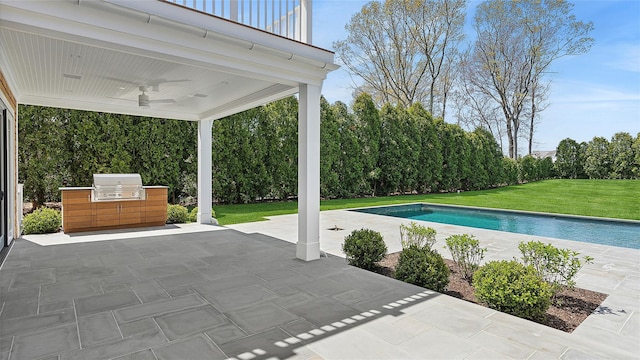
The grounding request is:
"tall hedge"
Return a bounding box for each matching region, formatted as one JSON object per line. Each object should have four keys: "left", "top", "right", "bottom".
{"left": 555, "top": 133, "right": 638, "bottom": 180}
{"left": 19, "top": 93, "right": 556, "bottom": 207}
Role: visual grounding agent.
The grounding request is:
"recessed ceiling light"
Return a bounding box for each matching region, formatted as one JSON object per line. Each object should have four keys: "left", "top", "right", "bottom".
{"left": 63, "top": 73, "right": 82, "bottom": 80}
{"left": 119, "top": 87, "right": 126, "bottom": 90}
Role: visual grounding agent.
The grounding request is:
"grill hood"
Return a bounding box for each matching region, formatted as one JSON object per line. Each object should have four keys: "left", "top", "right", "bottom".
{"left": 92, "top": 173, "right": 145, "bottom": 201}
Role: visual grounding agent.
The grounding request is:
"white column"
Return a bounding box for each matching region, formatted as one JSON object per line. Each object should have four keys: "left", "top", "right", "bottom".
{"left": 297, "top": 84, "right": 321, "bottom": 261}
{"left": 197, "top": 119, "right": 214, "bottom": 224}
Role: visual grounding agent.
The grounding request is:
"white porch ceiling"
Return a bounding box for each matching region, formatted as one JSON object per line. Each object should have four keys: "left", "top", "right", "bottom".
{"left": 0, "top": 0, "right": 337, "bottom": 121}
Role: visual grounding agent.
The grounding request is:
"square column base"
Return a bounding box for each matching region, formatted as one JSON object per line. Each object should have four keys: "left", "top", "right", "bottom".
{"left": 296, "top": 240, "right": 320, "bottom": 261}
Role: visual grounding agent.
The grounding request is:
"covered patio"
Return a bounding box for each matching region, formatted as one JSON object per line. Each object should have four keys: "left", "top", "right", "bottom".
{"left": 0, "top": 0, "right": 337, "bottom": 261}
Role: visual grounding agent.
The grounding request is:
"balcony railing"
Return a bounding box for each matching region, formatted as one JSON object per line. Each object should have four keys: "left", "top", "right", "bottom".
{"left": 164, "top": 0, "right": 312, "bottom": 43}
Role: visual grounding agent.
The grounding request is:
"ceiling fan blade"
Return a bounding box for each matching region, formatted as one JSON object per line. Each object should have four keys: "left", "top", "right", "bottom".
{"left": 102, "top": 76, "right": 140, "bottom": 86}
{"left": 106, "top": 96, "right": 135, "bottom": 102}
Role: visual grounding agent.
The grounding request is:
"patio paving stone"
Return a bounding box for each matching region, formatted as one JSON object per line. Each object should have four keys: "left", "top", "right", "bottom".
{"left": 0, "top": 286, "right": 38, "bottom": 303}
{"left": 152, "top": 334, "right": 226, "bottom": 360}
{"left": 130, "top": 281, "right": 170, "bottom": 303}
{"left": 0, "top": 298, "right": 38, "bottom": 320}
{"left": 77, "top": 311, "right": 122, "bottom": 347}
{"left": 274, "top": 291, "right": 316, "bottom": 309}
{"left": 204, "top": 323, "right": 247, "bottom": 344}
{"left": 155, "top": 271, "right": 209, "bottom": 290}
{"left": 111, "top": 348, "right": 157, "bottom": 360}
{"left": 225, "top": 302, "right": 300, "bottom": 334}
{"left": 11, "top": 323, "right": 80, "bottom": 360}
{"left": 38, "top": 300, "right": 73, "bottom": 314}
{"left": 287, "top": 297, "right": 361, "bottom": 327}
{"left": 129, "top": 264, "right": 191, "bottom": 280}
{"left": 118, "top": 318, "right": 159, "bottom": 338}
{"left": 218, "top": 327, "right": 299, "bottom": 360}
{"left": 0, "top": 308, "right": 76, "bottom": 338}
{"left": 396, "top": 327, "right": 481, "bottom": 359}
{"left": 9, "top": 269, "right": 55, "bottom": 289}
{"left": 113, "top": 293, "right": 207, "bottom": 323}
{"left": 74, "top": 290, "right": 141, "bottom": 317}
{"left": 201, "top": 284, "right": 278, "bottom": 312}
{"left": 40, "top": 280, "right": 103, "bottom": 304}
{"left": 154, "top": 305, "right": 229, "bottom": 340}
{"left": 60, "top": 329, "right": 167, "bottom": 360}
{"left": 191, "top": 274, "right": 265, "bottom": 294}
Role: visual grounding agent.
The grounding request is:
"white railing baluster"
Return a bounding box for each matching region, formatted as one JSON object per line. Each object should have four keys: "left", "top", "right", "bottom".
{"left": 164, "top": 0, "right": 308, "bottom": 42}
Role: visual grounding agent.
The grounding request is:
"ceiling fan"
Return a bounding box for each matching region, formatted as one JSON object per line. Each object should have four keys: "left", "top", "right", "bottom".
{"left": 137, "top": 86, "right": 175, "bottom": 108}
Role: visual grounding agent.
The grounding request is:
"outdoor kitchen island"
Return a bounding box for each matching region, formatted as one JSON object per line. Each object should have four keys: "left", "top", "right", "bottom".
{"left": 60, "top": 174, "right": 168, "bottom": 233}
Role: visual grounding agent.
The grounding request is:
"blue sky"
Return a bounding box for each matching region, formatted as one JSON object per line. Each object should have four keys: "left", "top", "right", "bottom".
{"left": 312, "top": 0, "right": 640, "bottom": 152}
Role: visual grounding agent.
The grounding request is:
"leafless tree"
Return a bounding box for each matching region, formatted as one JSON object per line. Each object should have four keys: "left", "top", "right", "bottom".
{"left": 334, "top": 0, "right": 466, "bottom": 119}
{"left": 461, "top": 0, "right": 593, "bottom": 159}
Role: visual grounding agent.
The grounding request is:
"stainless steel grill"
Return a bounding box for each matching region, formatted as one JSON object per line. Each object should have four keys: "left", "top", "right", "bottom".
{"left": 92, "top": 174, "right": 145, "bottom": 201}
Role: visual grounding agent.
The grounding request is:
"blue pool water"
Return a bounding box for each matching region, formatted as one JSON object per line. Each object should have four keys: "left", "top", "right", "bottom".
{"left": 353, "top": 204, "right": 640, "bottom": 249}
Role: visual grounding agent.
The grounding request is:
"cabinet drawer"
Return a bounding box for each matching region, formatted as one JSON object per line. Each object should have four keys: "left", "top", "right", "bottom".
{"left": 145, "top": 188, "right": 167, "bottom": 201}
{"left": 62, "top": 191, "right": 92, "bottom": 204}
{"left": 63, "top": 203, "right": 94, "bottom": 212}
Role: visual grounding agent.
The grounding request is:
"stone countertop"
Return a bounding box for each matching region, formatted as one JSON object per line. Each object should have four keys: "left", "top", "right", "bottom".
{"left": 59, "top": 186, "right": 168, "bottom": 190}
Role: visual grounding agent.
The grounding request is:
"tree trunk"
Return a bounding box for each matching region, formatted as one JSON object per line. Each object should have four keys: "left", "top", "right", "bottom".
{"left": 506, "top": 118, "right": 514, "bottom": 159}
{"left": 529, "top": 86, "right": 536, "bottom": 155}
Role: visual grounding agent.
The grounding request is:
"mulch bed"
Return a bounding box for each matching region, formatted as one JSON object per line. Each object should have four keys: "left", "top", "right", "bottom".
{"left": 378, "top": 252, "right": 608, "bottom": 333}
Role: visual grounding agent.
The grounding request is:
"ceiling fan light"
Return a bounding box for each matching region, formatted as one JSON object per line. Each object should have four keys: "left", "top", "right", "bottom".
{"left": 138, "top": 93, "right": 150, "bottom": 108}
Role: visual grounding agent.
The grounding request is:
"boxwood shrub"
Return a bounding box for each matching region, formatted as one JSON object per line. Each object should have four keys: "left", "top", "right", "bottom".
{"left": 473, "top": 260, "right": 552, "bottom": 321}
{"left": 342, "top": 228, "right": 387, "bottom": 270}
{"left": 23, "top": 207, "right": 61, "bottom": 234}
{"left": 166, "top": 204, "right": 188, "bottom": 224}
{"left": 395, "top": 245, "right": 450, "bottom": 292}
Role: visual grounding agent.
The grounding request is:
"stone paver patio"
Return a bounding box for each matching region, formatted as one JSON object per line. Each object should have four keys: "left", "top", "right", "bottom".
{"left": 0, "top": 210, "right": 638, "bottom": 359}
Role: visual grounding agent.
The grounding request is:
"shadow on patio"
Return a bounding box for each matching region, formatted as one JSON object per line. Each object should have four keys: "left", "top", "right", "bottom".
{"left": 0, "top": 228, "right": 438, "bottom": 359}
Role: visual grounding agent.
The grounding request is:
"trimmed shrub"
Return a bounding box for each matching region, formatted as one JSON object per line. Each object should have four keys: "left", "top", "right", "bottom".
{"left": 342, "top": 229, "right": 387, "bottom": 270}
{"left": 473, "top": 260, "right": 552, "bottom": 321}
{"left": 395, "top": 245, "right": 450, "bottom": 292}
{"left": 445, "top": 234, "right": 486, "bottom": 282}
{"left": 399, "top": 222, "right": 436, "bottom": 250}
{"left": 187, "top": 207, "right": 217, "bottom": 222}
{"left": 23, "top": 207, "right": 61, "bottom": 234}
{"left": 518, "top": 240, "right": 593, "bottom": 297}
{"left": 166, "top": 204, "right": 188, "bottom": 224}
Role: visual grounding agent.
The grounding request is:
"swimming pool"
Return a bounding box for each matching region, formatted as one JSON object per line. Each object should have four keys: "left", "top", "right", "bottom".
{"left": 352, "top": 204, "right": 640, "bottom": 249}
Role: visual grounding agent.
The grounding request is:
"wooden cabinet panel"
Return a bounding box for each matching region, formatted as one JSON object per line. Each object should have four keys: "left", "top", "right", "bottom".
{"left": 62, "top": 190, "right": 91, "bottom": 202}
{"left": 61, "top": 190, "right": 94, "bottom": 232}
{"left": 61, "top": 187, "right": 167, "bottom": 233}
{"left": 145, "top": 188, "right": 167, "bottom": 200}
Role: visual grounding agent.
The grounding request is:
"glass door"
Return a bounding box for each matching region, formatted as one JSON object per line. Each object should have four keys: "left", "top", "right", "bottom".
{"left": 1, "top": 105, "right": 6, "bottom": 249}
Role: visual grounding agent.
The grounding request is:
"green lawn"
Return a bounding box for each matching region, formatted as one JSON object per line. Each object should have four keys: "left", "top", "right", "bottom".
{"left": 214, "top": 179, "right": 640, "bottom": 225}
